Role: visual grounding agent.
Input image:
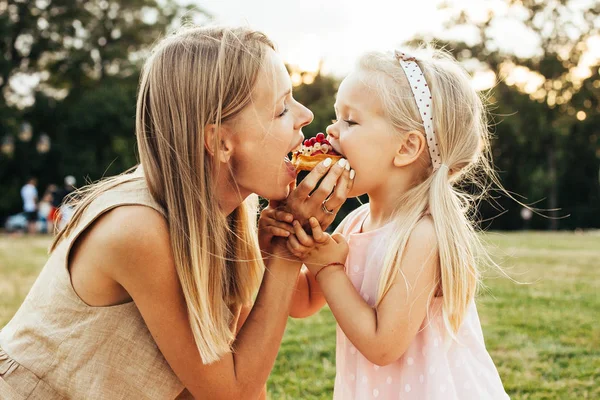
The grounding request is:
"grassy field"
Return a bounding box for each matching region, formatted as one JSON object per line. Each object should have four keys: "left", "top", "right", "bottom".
{"left": 1, "top": 232, "right": 599, "bottom": 399}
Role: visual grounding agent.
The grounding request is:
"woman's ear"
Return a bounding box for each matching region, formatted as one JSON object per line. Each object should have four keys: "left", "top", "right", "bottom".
{"left": 393, "top": 130, "right": 427, "bottom": 167}
{"left": 204, "top": 124, "right": 234, "bottom": 163}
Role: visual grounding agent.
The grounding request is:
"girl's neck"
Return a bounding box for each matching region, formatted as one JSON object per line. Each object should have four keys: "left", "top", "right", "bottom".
{"left": 364, "top": 180, "right": 412, "bottom": 232}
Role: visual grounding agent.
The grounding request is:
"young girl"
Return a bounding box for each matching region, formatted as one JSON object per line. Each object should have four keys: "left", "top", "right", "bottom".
{"left": 279, "top": 48, "right": 510, "bottom": 399}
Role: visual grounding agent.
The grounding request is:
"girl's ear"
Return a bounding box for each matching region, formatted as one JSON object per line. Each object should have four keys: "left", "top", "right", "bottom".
{"left": 393, "top": 130, "right": 427, "bottom": 168}
{"left": 204, "top": 124, "right": 234, "bottom": 163}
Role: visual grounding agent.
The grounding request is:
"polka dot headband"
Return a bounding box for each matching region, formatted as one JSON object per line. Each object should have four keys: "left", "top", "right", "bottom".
{"left": 394, "top": 50, "right": 442, "bottom": 171}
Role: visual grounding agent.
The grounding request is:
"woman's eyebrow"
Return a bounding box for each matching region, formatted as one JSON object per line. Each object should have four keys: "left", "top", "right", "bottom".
{"left": 277, "top": 88, "right": 291, "bottom": 103}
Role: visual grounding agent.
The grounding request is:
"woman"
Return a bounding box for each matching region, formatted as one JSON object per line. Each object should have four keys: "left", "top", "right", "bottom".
{"left": 0, "top": 25, "right": 352, "bottom": 399}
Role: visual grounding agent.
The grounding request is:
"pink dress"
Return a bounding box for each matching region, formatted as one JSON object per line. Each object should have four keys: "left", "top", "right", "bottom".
{"left": 333, "top": 204, "right": 509, "bottom": 399}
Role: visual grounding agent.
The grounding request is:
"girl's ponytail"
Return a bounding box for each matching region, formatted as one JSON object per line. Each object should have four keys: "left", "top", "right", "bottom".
{"left": 429, "top": 164, "right": 478, "bottom": 334}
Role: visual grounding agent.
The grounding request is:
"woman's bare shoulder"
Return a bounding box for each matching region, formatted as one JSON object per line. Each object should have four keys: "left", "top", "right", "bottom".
{"left": 83, "top": 205, "right": 174, "bottom": 280}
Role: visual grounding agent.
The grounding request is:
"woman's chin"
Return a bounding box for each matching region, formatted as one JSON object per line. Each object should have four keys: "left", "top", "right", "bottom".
{"left": 272, "top": 188, "right": 290, "bottom": 202}
{"left": 255, "top": 173, "right": 295, "bottom": 202}
{"left": 258, "top": 187, "right": 290, "bottom": 203}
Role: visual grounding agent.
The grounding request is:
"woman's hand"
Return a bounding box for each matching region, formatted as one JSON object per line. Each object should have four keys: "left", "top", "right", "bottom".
{"left": 284, "top": 158, "right": 354, "bottom": 231}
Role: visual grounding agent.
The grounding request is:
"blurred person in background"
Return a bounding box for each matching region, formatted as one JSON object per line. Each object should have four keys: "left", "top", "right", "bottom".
{"left": 53, "top": 175, "right": 76, "bottom": 230}
{"left": 20, "top": 177, "right": 38, "bottom": 234}
{"left": 45, "top": 184, "right": 59, "bottom": 233}
{"left": 37, "top": 191, "right": 54, "bottom": 234}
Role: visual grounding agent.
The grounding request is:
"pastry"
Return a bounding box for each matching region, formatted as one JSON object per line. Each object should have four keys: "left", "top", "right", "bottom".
{"left": 291, "top": 133, "right": 343, "bottom": 172}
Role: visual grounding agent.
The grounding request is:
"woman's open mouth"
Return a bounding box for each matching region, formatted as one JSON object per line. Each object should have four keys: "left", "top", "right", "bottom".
{"left": 284, "top": 155, "right": 296, "bottom": 178}
{"left": 284, "top": 139, "right": 303, "bottom": 179}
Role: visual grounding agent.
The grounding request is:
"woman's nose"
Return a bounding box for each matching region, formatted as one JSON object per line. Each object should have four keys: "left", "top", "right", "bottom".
{"left": 295, "top": 103, "right": 314, "bottom": 130}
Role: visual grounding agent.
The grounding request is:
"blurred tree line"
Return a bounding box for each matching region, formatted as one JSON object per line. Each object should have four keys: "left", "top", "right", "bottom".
{"left": 0, "top": 0, "right": 598, "bottom": 230}
{"left": 297, "top": 0, "right": 600, "bottom": 230}
{"left": 427, "top": 0, "right": 600, "bottom": 230}
{"left": 0, "top": 0, "right": 206, "bottom": 219}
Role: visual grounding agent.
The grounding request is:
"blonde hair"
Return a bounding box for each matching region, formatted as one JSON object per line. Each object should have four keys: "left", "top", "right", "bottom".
{"left": 358, "top": 47, "right": 496, "bottom": 336}
{"left": 51, "top": 25, "right": 275, "bottom": 363}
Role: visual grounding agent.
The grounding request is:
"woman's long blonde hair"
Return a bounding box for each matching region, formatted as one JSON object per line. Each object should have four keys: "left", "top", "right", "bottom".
{"left": 359, "top": 47, "right": 497, "bottom": 336}
{"left": 51, "top": 25, "right": 275, "bottom": 363}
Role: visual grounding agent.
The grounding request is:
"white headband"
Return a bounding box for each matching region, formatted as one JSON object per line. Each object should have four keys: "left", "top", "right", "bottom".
{"left": 394, "top": 50, "right": 442, "bottom": 171}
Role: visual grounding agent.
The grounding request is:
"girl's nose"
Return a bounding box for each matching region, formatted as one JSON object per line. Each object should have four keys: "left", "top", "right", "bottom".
{"left": 326, "top": 121, "right": 338, "bottom": 139}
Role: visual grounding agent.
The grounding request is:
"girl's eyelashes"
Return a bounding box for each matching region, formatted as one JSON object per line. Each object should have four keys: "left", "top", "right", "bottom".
{"left": 331, "top": 118, "right": 357, "bottom": 126}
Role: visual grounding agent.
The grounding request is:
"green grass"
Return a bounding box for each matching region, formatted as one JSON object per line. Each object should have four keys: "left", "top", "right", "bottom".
{"left": 1, "top": 232, "right": 599, "bottom": 399}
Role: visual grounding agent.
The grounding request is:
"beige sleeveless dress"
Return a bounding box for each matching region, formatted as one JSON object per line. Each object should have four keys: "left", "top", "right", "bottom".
{"left": 0, "top": 167, "right": 193, "bottom": 399}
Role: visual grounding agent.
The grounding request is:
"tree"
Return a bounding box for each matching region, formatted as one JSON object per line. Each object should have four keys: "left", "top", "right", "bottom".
{"left": 0, "top": 0, "right": 209, "bottom": 219}
{"left": 0, "top": 0, "right": 208, "bottom": 101}
{"left": 426, "top": 0, "right": 600, "bottom": 229}
{"left": 290, "top": 65, "right": 339, "bottom": 139}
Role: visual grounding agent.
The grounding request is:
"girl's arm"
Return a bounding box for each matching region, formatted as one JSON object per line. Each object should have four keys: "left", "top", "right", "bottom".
{"left": 87, "top": 206, "right": 301, "bottom": 400}
{"left": 288, "top": 215, "right": 351, "bottom": 318}
{"left": 289, "top": 266, "right": 324, "bottom": 318}
{"left": 306, "top": 217, "right": 439, "bottom": 366}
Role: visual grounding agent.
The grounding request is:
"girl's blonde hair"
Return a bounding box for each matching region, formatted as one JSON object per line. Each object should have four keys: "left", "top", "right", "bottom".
{"left": 51, "top": 25, "right": 275, "bottom": 363}
{"left": 358, "top": 47, "right": 495, "bottom": 336}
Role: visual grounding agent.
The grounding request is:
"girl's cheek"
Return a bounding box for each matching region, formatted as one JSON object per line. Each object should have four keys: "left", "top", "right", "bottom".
{"left": 340, "top": 135, "right": 351, "bottom": 151}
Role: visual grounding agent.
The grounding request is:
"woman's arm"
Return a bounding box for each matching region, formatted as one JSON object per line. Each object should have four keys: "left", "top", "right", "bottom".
{"left": 308, "top": 217, "right": 439, "bottom": 366}
{"left": 91, "top": 206, "right": 301, "bottom": 400}
{"left": 235, "top": 306, "right": 267, "bottom": 400}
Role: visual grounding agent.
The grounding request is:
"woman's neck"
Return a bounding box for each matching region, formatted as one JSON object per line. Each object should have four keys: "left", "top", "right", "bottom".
{"left": 215, "top": 172, "right": 249, "bottom": 216}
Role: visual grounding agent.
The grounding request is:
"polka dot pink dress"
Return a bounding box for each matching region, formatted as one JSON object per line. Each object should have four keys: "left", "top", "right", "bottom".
{"left": 334, "top": 205, "right": 509, "bottom": 399}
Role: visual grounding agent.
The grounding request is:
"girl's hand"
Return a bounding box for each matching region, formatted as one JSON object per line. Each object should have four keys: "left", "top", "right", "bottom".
{"left": 258, "top": 200, "right": 295, "bottom": 255}
{"left": 288, "top": 217, "right": 349, "bottom": 276}
{"left": 286, "top": 217, "right": 328, "bottom": 259}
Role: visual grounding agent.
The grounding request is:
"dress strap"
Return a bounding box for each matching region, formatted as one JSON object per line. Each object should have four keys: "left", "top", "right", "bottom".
{"left": 63, "top": 169, "right": 165, "bottom": 248}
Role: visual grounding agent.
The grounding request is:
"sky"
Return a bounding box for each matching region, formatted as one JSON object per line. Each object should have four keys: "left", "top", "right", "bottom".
{"left": 9, "top": 0, "right": 598, "bottom": 107}
{"left": 185, "top": 0, "right": 543, "bottom": 78}
{"left": 14, "top": 0, "right": 496, "bottom": 107}
{"left": 196, "top": 0, "right": 443, "bottom": 76}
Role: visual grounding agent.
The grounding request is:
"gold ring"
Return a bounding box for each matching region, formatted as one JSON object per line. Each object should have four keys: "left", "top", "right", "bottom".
{"left": 321, "top": 201, "right": 335, "bottom": 215}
